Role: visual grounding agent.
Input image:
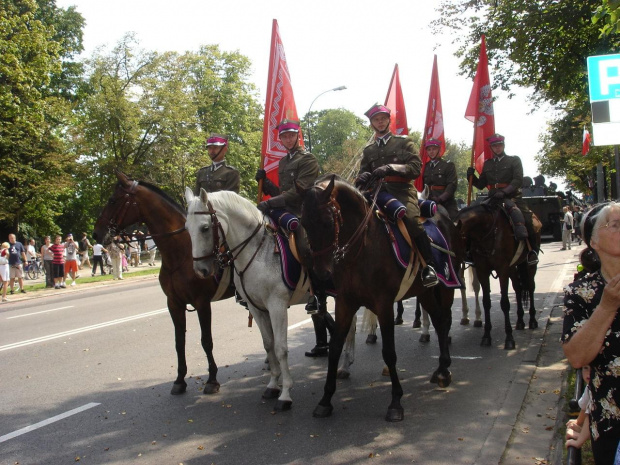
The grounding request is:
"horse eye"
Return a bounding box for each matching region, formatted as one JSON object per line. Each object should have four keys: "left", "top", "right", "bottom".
{"left": 201, "top": 224, "right": 210, "bottom": 233}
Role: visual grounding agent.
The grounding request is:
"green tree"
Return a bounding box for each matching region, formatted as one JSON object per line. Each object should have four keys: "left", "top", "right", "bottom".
{"left": 594, "top": 0, "right": 620, "bottom": 36}
{"left": 0, "top": 0, "right": 84, "bottom": 237}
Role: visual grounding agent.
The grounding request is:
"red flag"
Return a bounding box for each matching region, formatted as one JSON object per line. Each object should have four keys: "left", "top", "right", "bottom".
{"left": 417, "top": 55, "right": 446, "bottom": 191}
{"left": 582, "top": 127, "right": 591, "bottom": 156}
{"left": 384, "top": 64, "right": 408, "bottom": 136}
{"left": 259, "top": 20, "right": 302, "bottom": 200}
{"left": 465, "top": 35, "right": 495, "bottom": 174}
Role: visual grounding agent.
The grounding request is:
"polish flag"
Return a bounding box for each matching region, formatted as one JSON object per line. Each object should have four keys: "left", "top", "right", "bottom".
{"left": 582, "top": 127, "right": 591, "bottom": 156}
{"left": 384, "top": 64, "right": 408, "bottom": 136}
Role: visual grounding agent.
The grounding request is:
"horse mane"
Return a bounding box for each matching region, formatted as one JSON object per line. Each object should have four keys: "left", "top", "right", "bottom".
{"left": 206, "top": 190, "right": 264, "bottom": 223}
{"left": 126, "top": 180, "right": 187, "bottom": 217}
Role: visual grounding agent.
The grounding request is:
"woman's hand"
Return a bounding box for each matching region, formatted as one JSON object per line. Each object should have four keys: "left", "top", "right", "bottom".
{"left": 600, "top": 273, "right": 620, "bottom": 312}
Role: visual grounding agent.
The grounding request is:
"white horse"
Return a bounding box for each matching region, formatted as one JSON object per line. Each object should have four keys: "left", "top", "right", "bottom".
{"left": 185, "top": 188, "right": 311, "bottom": 411}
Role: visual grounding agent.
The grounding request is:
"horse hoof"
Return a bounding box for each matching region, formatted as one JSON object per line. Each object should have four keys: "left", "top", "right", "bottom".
{"left": 381, "top": 366, "right": 390, "bottom": 377}
{"left": 262, "top": 387, "right": 281, "bottom": 399}
{"left": 419, "top": 334, "right": 430, "bottom": 343}
{"left": 366, "top": 334, "right": 377, "bottom": 344}
{"left": 474, "top": 320, "right": 483, "bottom": 328}
{"left": 529, "top": 319, "right": 539, "bottom": 330}
{"left": 412, "top": 319, "right": 421, "bottom": 328}
{"left": 275, "top": 400, "right": 292, "bottom": 411}
{"left": 170, "top": 382, "right": 187, "bottom": 395}
{"left": 437, "top": 372, "right": 452, "bottom": 388}
{"left": 394, "top": 317, "right": 404, "bottom": 325}
{"left": 203, "top": 382, "right": 220, "bottom": 395}
{"left": 337, "top": 369, "right": 351, "bottom": 380}
{"left": 504, "top": 340, "right": 516, "bottom": 350}
{"left": 515, "top": 321, "right": 525, "bottom": 330}
{"left": 313, "top": 404, "right": 333, "bottom": 418}
{"left": 480, "top": 337, "right": 492, "bottom": 347}
{"left": 385, "top": 407, "right": 404, "bottom": 422}
{"left": 460, "top": 318, "right": 470, "bottom": 325}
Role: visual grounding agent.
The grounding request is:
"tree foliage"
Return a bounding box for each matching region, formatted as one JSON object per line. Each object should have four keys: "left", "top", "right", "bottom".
{"left": 594, "top": 0, "right": 620, "bottom": 36}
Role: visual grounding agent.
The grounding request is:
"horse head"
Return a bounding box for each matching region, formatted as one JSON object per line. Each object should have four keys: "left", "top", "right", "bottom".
{"left": 185, "top": 188, "right": 223, "bottom": 279}
{"left": 93, "top": 170, "right": 140, "bottom": 244}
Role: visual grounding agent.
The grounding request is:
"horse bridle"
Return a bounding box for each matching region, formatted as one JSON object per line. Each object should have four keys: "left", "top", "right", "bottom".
{"left": 105, "top": 180, "right": 186, "bottom": 242}
{"left": 310, "top": 185, "right": 379, "bottom": 264}
{"left": 191, "top": 200, "right": 263, "bottom": 269}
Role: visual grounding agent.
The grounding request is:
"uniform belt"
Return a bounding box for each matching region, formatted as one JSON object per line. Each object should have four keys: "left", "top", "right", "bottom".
{"left": 430, "top": 185, "right": 446, "bottom": 190}
{"left": 487, "top": 183, "right": 509, "bottom": 189}
{"left": 384, "top": 176, "right": 411, "bottom": 184}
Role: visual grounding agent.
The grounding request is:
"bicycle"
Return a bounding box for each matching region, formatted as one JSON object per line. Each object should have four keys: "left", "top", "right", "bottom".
{"left": 25, "top": 257, "right": 44, "bottom": 280}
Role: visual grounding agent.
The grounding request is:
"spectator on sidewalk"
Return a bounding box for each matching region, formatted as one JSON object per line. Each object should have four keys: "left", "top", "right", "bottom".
{"left": 561, "top": 206, "right": 574, "bottom": 250}
{"left": 79, "top": 232, "right": 92, "bottom": 270}
{"left": 48, "top": 235, "right": 66, "bottom": 289}
{"left": 129, "top": 232, "right": 140, "bottom": 267}
{"left": 64, "top": 234, "right": 79, "bottom": 286}
{"left": 562, "top": 202, "right": 620, "bottom": 464}
{"left": 145, "top": 232, "right": 157, "bottom": 266}
{"left": 40, "top": 236, "right": 54, "bottom": 288}
{"left": 108, "top": 236, "right": 124, "bottom": 280}
{"left": 91, "top": 240, "right": 107, "bottom": 276}
{"left": 0, "top": 242, "right": 10, "bottom": 302}
{"left": 7, "top": 234, "right": 27, "bottom": 294}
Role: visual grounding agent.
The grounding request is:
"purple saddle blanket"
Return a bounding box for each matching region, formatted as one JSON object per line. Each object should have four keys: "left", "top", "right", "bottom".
{"left": 270, "top": 220, "right": 302, "bottom": 291}
{"left": 383, "top": 220, "right": 462, "bottom": 288}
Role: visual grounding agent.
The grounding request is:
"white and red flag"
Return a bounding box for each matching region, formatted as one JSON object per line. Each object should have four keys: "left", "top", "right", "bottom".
{"left": 465, "top": 35, "right": 495, "bottom": 175}
{"left": 259, "top": 19, "right": 302, "bottom": 201}
{"left": 582, "top": 127, "right": 591, "bottom": 156}
{"left": 384, "top": 64, "right": 408, "bottom": 137}
{"left": 417, "top": 55, "right": 446, "bottom": 191}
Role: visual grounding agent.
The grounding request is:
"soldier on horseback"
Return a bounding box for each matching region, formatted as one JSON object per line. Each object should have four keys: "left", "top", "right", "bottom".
{"left": 356, "top": 104, "right": 438, "bottom": 288}
{"left": 466, "top": 133, "right": 539, "bottom": 265}
{"left": 194, "top": 133, "right": 241, "bottom": 194}
{"left": 423, "top": 138, "right": 459, "bottom": 221}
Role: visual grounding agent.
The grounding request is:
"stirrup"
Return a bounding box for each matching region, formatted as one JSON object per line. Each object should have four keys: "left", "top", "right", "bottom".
{"left": 527, "top": 250, "right": 539, "bottom": 265}
{"left": 422, "top": 266, "right": 439, "bottom": 288}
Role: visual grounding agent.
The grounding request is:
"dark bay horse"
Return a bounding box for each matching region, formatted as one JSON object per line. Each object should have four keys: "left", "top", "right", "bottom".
{"left": 301, "top": 176, "right": 461, "bottom": 422}
{"left": 455, "top": 203, "right": 539, "bottom": 350}
{"left": 93, "top": 171, "right": 234, "bottom": 395}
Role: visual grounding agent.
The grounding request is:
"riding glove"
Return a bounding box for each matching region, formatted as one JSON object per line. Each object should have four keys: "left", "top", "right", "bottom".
{"left": 255, "top": 169, "right": 266, "bottom": 181}
{"left": 355, "top": 172, "right": 372, "bottom": 189}
{"left": 466, "top": 167, "right": 476, "bottom": 179}
{"left": 257, "top": 201, "right": 271, "bottom": 213}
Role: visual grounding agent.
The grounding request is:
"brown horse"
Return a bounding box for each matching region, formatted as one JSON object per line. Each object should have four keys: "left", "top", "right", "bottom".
{"left": 300, "top": 175, "right": 461, "bottom": 422}
{"left": 93, "top": 171, "right": 234, "bottom": 395}
{"left": 455, "top": 202, "right": 539, "bottom": 350}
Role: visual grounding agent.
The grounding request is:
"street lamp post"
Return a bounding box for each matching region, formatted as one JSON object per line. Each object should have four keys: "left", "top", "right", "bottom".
{"left": 306, "top": 85, "right": 347, "bottom": 153}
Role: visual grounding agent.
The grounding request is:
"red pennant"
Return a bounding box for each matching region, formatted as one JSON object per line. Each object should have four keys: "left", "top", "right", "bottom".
{"left": 417, "top": 55, "right": 446, "bottom": 191}
{"left": 260, "top": 20, "right": 302, "bottom": 198}
{"left": 582, "top": 128, "right": 591, "bottom": 156}
{"left": 465, "top": 35, "right": 495, "bottom": 174}
{"left": 384, "top": 64, "right": 408, "bottom": 137}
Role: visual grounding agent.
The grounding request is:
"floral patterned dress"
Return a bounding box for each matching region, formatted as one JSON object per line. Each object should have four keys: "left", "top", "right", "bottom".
{"left": 562, "top": 271, "right": 620, "bottom": 445}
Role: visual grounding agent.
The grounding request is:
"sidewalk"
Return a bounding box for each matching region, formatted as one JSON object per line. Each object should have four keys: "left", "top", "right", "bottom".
{"left": 1, "top": 258, "right": 162, "bottom": 305}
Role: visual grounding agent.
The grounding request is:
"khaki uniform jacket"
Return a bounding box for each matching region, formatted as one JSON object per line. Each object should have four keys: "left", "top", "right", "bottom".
{"left": 359, "top": 134, "right": 421, "bottom": 219}
{"left": 268, "top": 148, "right": 319, "bottom": 217}
{"left": 195, "top": 162, "right": 240, "bottom": 195}
{"left": 423, "top": 158, "right": 459, "bottom": 220}
{"left": 473, "top": 153, "right": 530, "bottom": 212}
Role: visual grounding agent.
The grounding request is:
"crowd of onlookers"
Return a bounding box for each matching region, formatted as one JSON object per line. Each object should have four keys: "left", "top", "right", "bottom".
{"left": 0, "top": 231, "right": 158, "bottom": 300}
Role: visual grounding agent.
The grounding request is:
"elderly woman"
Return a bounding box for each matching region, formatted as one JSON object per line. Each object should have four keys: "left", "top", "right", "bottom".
{"left": 562, "top": 202, "right": 620, "bottom": 464}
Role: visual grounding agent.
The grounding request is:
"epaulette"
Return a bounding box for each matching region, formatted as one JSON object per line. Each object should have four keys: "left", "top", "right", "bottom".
{"left": 392, "top": 134, "right": 408, "bottom": 139}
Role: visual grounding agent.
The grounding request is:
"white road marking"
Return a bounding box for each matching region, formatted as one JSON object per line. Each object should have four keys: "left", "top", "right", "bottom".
{"left": 0, "top": 402, "right": 101, "bottom": 443}
{"left": 0, "top": 308, "right": 168, "bottom": 352}
{"left": 6, "top": 306, "right": 74, "bottom": 320}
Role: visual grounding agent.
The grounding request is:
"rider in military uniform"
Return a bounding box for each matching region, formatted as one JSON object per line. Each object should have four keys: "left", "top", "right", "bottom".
{"left": 194, "top": 133, "right": 240, "bottom": 195}
{"left": 466, "top": 133, "right": 539, "bottom": 265}
{"left": 255, "top": 119, "right": 331, "bottom": 357}
{"left": 356, "top": 104, "right": 438, "bottom": 287}
{"left": 422, "top": 138, "right": 459, "bottom": 221}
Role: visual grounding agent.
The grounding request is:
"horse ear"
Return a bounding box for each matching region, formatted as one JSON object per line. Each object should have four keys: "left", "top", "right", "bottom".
{"left": 199, "top": 188, "right": 209, "bottom": 205}
{"left": 184, "top": 187, "right": 194, "bottom": 204}
{"left": 117, "top": 170, "right": 131, "bottom": 187}
{"left": 319, "top": 174, "right": 336, "bottom": 202}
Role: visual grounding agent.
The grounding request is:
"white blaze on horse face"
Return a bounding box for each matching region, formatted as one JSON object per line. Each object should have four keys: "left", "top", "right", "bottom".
{"left": 185, "top": 194, "right": 216, "bottom": 278}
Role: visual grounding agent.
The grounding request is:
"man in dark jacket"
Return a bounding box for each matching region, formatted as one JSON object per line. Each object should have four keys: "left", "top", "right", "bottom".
{"left": 356, "top": 104, "right": 438, "bottom": 287}
{"left": 466, "top": 133, "right": 539, "bottom": 265}
{"left": 422, "top": 138, "right": 459, "bottom": 220}
{"left": 194, "top": 133, "right": 240, "bottom": 194}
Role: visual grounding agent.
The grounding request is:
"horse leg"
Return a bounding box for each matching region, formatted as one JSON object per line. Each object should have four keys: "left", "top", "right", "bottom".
{"left": 362, "top": 307, "right": 378, "bottom": 344}
{"left": 479, "top": 272, "right": 493, "bottom": 347}
{"left": 169, "top": 301, "right": 188, "bottom": 395}
{"left": 377, "top": 305, "right": 404, "bottom": 422}
{"left": 499, "top": 275, "right": 515, "bottom": 350}
{"left": 512, "top": 264, "right": 526, "bottom": 331}
{"left": 419, "top": 306, "right": 431, "bottom": 343}
{"left": 269, "top": 304, "right": 293, "bottom": 411}
{"left": 422, "top": 290, "right": 453, "bottom": 388}
{"left": 528, "top": 264, "right": 538, "bottom": 329}
{"left": 314, "top": 300, "right": 356, "bottom": 419}
{"left": 471, "top": 268, "right": 483, "bottom": 327}
{"left": 394, "top": 300, "right": 404, "bottom": 325}
{"left": 337, "top": 313, "right": 357, "bottom": 379}
{"left": 459, "top": 265, "right": 470, "bottom": 325}
{"left": 412, "top": 299, "right": 422, "bottom": 328}
{"left": 196, "top": 304, "right": 220, "bottom": 394}
{"left": 250, "top": 309, "right": 282, "bottom": 401}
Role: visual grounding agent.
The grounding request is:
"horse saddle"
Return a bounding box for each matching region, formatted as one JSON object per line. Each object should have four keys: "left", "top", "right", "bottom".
{"left": 266, "top": 218, "right": 303, "bottom": 291}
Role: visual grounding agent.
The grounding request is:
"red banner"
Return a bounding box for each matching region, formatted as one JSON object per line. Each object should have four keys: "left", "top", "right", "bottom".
{"left": 465, "top": 35, "right": 495, "bottom": 174}
{"left": 582, "top": 127, "right": 591, "bottom": 156}
{"left": 260, "top": 19, "right": 302, "bottom": 198}
{"left": 384, "top": 64, "right": 408, "bottom": 137}
{"left": 417, "top": 55, "right": 446, "bottom": 191}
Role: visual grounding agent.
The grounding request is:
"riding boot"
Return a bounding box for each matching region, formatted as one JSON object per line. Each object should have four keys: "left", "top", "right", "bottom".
{"left": 306, "top": 272, "right": 328, "bottom": 315}
{"left": 305, "top": 314, "right": 329, "bottom": 357}
{"left": 506, "top": 203, "right": 528, "bottom": 240}
{"left": 412, "top": 233, "right": 439, "bottom": 288}
{"left": 523, "top": 212, "right": 539, "bottom": 265}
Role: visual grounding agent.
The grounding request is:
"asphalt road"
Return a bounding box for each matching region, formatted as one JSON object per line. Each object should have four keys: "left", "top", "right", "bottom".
{"left": 0, "top": 241, "right": 582, "bottom": 465}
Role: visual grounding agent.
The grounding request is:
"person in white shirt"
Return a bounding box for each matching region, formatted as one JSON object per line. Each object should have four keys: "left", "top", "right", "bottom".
{"left": 91, "top": 241, "right": 107, "bottom": 276}
{"left": 145, "top": 233, "right": 157, "bottom": 266}
{"left": 561, "top": 206, "right": 574, "bottom": 251}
